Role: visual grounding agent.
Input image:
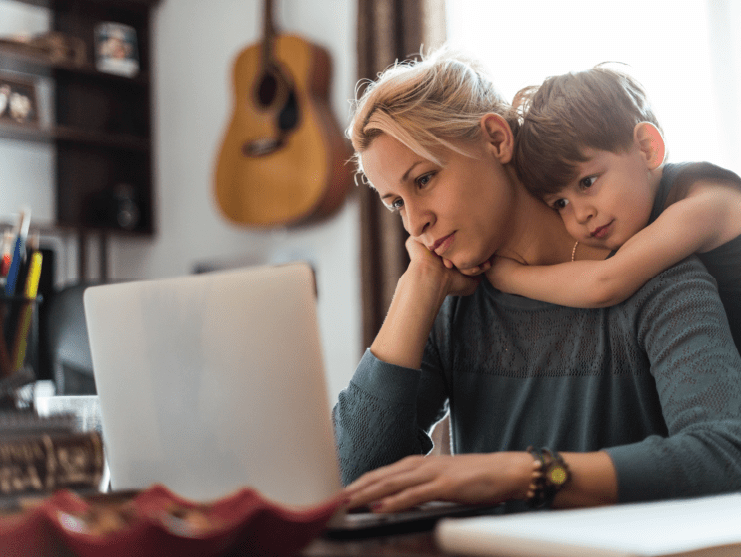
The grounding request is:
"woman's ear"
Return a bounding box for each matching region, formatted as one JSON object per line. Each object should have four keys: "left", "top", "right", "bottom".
{"left": 480, "top": 114, "right": 514, "bottom": 163}
{"left": 634, "top": 122, "right": 666, "bottom": 170}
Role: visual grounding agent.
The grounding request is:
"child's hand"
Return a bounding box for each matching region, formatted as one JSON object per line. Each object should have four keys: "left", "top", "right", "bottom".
{"left": 453, "top": 256, "right": 494, "bottom": 277}
{"left": 485, "top": 256, "right": 525, "bottom": 293}
{"left": 446, "top": 252, "right": 496, "bottom": 277}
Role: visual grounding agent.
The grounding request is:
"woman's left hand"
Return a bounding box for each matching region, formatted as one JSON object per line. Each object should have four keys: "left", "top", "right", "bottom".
{"left": 343, "top": 453, "right": 532, "bottom": 513}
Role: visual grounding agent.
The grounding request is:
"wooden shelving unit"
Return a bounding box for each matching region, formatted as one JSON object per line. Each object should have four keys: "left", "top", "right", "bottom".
{"left": 0, "top": 0, "right": 159, "bottom": 278}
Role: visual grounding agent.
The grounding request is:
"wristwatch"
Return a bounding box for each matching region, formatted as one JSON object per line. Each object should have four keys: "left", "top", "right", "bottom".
{"left": 526, "top": 447, "right": 571, "bottom": 508}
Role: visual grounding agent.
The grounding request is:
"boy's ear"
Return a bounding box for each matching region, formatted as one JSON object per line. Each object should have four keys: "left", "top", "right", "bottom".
{"left": 634, "top": 122, "right": 665, "bottom": 170}
{"left": 480, "top": 113, "right": 514, "bottom": 163}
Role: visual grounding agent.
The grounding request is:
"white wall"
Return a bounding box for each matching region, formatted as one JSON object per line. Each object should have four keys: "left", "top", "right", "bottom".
{"left": 0, "top": 0, "right": 362, "bottom": 405}
{"left": 447, "top": 0, "right": 741, "bottom": 177}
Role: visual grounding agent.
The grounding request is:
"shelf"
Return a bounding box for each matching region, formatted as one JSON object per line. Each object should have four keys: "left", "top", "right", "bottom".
{"left": 1, "top": 0, "right": 158, "bottom": 266}
{"left": 11, "top": 0, "right": 159, "bottom": 9}
{"left": 0, "top": 123, "right": 47, "bottom": 142}
{"left": 9, "top": 0, "right": 50, "bottom": 7}
{"left": 0, "top": 218, "right": 77, "bottom": 236}
{"left": 0, "top": 122, "right": 150, "bottom": 150}
{"left": 54, "top": 125, "right": 150, "bottom": 150}
{"left": 0, "top": 217, "right": 150, "bottom": 238}
{"left": 0, "top": 46, "right": 149, "bottom": 86}
{"left": 0, "top": 47, "right": 55, "bottom": 76}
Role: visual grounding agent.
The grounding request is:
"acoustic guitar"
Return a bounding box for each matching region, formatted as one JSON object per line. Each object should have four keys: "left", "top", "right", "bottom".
{"left": 214, "top": 0, "right": 353, "bottom": 226}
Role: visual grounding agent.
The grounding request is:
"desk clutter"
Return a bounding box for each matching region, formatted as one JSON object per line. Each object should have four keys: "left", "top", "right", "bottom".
{"left": 1, "top": 210, "right": 42, "bottom": 382}
{"left": 0, "top": 210, "right": 107, "bottom": 507}
{"left": 0, "top": 411, "right": 104, "bottom": 501}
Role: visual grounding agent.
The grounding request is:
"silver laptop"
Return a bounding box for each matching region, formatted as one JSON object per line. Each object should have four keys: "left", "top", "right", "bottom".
{"left": 83, "top": 262, "right": 342, "bottom": 507}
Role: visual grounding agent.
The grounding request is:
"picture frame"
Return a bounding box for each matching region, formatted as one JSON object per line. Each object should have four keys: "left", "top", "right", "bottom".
{"left": 0, "top": 75, "right": 39, "bottom": 127}
{"left": 94, "top": 22, "right": 139, "bottom": 77}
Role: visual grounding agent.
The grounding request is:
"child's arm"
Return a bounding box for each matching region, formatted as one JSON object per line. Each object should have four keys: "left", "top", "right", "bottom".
{"left": 488, "top": 181, "right": 741, "bottom": 307}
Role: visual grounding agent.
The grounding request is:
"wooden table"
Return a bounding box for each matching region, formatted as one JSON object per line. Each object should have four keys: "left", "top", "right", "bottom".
{"left": 301, "top": 530, "right": 447, "bottom": 556}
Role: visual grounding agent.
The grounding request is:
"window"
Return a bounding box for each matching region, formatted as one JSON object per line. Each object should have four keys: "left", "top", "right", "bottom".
{"left": 446, "top": 0, "right": 740, "bottom": 174}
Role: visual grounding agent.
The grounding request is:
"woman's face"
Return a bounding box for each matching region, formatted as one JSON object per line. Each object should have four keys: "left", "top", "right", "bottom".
{"left": 361, "top": 128, "right": 518, "bottom": 271}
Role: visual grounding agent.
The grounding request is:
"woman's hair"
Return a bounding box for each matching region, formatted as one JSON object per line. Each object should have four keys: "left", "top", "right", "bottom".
{"left": 347, "top": 46, "right": 519, "bottom": 181}
{"left": 513, "top": 65, "right": 663, "bottom": 196}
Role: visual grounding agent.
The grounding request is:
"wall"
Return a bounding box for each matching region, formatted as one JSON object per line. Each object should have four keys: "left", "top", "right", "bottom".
{"left": 0, "top": 0, "right": 362, "bottom": 406}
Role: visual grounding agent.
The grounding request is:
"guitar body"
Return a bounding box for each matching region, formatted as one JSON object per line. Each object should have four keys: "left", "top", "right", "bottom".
{"left": 215, "top": 34, "right": 353, "bottom": 226}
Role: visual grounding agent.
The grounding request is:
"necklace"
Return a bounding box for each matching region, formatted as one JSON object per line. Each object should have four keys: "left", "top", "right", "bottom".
{"left": 571, "top": 241, "right": 579, "bottom": 262}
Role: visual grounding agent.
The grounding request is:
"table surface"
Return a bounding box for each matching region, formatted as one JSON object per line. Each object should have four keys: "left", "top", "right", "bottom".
{"left": 301, "top": 530, "right": 447, "bottom": 557}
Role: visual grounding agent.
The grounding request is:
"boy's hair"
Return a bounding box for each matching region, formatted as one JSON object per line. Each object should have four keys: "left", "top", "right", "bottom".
{"left": 513, "top": 65, "right": 663, "bottom": 197}
{"left": 347, "top": 45, "right": 520, "bottom": 182}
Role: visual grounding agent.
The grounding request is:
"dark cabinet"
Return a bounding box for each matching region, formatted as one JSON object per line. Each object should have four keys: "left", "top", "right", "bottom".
{"left": 0, "top": 0, "right": 158, "bottom": 243}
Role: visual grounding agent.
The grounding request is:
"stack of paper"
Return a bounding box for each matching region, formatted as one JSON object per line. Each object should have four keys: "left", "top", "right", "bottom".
{"left": 436, "top": 492, "right": 741, "bottom": 557}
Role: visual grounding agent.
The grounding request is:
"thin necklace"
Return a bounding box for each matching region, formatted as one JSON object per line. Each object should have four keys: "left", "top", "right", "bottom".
{"left": 571, "top": 241, "right": 579, "bottom": 262}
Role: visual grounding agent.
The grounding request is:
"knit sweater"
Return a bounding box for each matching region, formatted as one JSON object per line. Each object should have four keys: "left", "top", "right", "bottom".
{"left": 333, "top": 257, "right": 741, "bottom": 503}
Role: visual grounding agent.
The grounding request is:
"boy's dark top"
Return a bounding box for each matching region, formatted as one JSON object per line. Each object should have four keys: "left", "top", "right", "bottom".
{"left": 651, "top": 162, "right": 741, "bottom": 348}
{"left": 334, "top": 258, "right": 741, "bottom": 503}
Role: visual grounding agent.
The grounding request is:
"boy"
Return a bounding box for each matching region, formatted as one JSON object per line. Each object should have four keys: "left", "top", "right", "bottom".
{"left": 487, "top": 65, "right": 741, "bottom": 346}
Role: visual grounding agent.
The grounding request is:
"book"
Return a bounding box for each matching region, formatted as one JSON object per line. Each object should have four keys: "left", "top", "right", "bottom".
{"left": 435, "top": 492, "right": 741, "bottom": 557}
{"left": 0, "top": 426, "right": 104, "bottom": 496}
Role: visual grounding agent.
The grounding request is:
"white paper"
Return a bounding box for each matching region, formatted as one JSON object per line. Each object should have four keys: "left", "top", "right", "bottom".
{"left": 436, "top": 492, "right": 741, "bottom": 557}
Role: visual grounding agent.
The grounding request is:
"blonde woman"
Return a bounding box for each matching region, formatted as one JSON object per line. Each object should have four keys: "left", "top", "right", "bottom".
{"left": 333, "top": 47, "right": 741, "bottom": 513}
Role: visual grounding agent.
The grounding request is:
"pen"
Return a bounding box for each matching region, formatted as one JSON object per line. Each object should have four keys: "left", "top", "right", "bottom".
{"left": 0, "top": 298, "right": 11, "bottom": 377}
{"left": 11, "top": 302, "right": 34, "bottom": 373}
{"left": 11, "top": 235, "right": 42, "bottom": 372}
{"left": 23, "top": 234, "right": 43, "bottom": 299}
{"left": 4, "top": 210, "right": 31, "bottom": 297}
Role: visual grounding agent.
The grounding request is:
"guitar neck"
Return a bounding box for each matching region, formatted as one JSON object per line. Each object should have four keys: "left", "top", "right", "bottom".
{"left": 260, "top": 0, "right": 277, "bottom": 68}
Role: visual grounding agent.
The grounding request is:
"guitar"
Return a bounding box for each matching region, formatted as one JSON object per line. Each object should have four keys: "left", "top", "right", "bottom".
{"left": 214, "top": 0, "right": 353, "bottom": 226}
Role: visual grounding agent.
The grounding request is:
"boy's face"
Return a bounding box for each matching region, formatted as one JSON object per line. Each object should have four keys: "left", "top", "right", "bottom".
{"left": 541, "top": 145, "right": 658, "bottom": 251}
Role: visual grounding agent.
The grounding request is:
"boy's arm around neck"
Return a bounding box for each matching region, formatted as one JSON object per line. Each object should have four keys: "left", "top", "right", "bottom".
{"left": 487, "top": 191, "right": 731, "bottom": 308}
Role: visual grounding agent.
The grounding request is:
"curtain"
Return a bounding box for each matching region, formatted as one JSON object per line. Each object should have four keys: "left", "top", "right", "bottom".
{"left": 356, "top": 0, "right": 446, "bottom": 350}
{"left": 356, "top": 0, "right": 448, "bottom": 454}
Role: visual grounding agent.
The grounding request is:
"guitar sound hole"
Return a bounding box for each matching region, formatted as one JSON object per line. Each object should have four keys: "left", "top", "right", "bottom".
{"left": 257, "top": 73, "right": 278, "bottom": 106}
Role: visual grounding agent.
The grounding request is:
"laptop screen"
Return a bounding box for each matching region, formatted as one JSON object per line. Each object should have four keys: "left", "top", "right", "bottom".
{"left": 83, "top": 263, "right": 342, "bottom": 505}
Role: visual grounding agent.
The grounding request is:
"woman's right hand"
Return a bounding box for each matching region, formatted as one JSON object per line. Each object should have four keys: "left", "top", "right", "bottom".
{"left": 344, "top": 452, "right": 533, "bottom": 513}
{"left": 369, "top": 237, "right": 480, "bottom": 369}
{"left": 405, "top": 237, "right": 481, "bottom": 298}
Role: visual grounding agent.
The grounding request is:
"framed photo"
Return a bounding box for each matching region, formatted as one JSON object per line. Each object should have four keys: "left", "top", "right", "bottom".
{"left": 94, "top": 22, "right": 139, "bottom": 77}
{"left": 0, "top": 76, "right": 39, "bottom": 127}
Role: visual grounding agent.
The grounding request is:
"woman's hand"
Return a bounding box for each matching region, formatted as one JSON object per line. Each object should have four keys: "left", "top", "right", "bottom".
{"left": 405, "top": 237, "right": 481, "bottom": 298}
{"left": 485, "top": 255, "right": 525, "bottom": 293}
{"left": 344, "top": 453, "right": 532, "bottom": 513}
{"left": 369, "top": 237, "right": 481, "bottom": 370}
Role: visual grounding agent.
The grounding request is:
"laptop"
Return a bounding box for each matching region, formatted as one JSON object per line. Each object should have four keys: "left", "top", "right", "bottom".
{"left": 83, "top": 262, "right": 501, "bottom": 533}
{"left": 83, "top": 262, "right": 341, "bottom": 507}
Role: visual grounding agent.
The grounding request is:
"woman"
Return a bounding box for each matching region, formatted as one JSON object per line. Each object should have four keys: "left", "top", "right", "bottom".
{"left": 333, "top": 47, "right": 741, "bottom": 513}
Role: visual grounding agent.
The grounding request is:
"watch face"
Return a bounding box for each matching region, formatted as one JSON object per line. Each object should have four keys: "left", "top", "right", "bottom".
{"left": 547, "top": 464, "right": 568, "bottom": 486}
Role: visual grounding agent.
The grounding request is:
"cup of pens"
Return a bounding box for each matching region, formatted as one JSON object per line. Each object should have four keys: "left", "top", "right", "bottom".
{"left": 1, "top": 212, "right": 43, "bottom": 409}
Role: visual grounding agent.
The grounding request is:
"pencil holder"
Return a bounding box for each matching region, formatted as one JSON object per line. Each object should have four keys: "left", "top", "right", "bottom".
{"left": 0, "top": 294, "right": 42, "bottom": 408}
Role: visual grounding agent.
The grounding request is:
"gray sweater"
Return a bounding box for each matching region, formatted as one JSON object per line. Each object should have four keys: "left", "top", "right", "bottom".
{"left": 333, "top": 257, "right": 741, "bottom": 503}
